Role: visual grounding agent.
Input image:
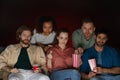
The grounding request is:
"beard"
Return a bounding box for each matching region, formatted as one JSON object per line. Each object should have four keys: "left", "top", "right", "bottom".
{"left": 96, "top": 41, "right": 105, "bottom": 47}
{"left": 20, "top": 39, "right": 30, "bottom": 45}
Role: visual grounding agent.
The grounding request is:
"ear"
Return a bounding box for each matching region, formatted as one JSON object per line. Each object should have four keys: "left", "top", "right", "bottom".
{"left": 93, "top": 27, "right": 96, "bottom": 31}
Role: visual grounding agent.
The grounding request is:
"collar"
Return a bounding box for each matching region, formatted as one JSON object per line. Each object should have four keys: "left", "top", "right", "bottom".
{"left": 19, "top": 42, "right": 30, "bottom": 48}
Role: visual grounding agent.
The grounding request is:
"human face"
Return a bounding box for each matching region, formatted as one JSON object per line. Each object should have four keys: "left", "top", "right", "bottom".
{"left": 95, "top": 33, "right": 108, "bottom": 47}
{"left": 57, "top": 32, "right": 69, "bottom": 46}
{"left": 43, "top": 21, "right": 53, "bottom": 35}
{"left": 82, "top": 22, "right": 95, "bottom": 40}
{"left": 19, "top": 30, "right": 31, "bottom": 45}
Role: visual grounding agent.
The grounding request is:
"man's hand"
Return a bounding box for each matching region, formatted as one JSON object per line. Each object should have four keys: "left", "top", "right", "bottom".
{"left": 87, "top": 71, "right": 96, "bottom": 79}
{"left": 93, "top": 67, "right": 103, "bottom": 74}
{"left": 77, "top": 47, "right": 84, "bottom": 54}
{"left": 10, "top": 68, "right": 19, "bottom": 73}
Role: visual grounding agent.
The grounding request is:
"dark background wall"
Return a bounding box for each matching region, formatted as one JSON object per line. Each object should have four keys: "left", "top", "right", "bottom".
{"left": 0, "top": 0, "right": 120, "bottom": 49}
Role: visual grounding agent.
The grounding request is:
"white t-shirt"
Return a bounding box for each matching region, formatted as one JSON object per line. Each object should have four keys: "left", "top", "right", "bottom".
{"left": 30, "top": 31, "right": 56, "bottom": 45}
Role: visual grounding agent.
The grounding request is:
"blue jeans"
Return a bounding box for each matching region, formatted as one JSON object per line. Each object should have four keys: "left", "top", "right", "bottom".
{"left": 90, "top": 74, "right": 120, "bottom": 80}
{"left": 50, "top": 69, "right": 80, "bottom": 80}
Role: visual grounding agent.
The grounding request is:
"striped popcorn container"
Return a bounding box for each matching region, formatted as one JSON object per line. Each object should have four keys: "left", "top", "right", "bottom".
{"left": 72, "top": 54, "right": 80, "bottom": 68}
{"left": 88, "top": 58, "right": 97, "bottom": 72}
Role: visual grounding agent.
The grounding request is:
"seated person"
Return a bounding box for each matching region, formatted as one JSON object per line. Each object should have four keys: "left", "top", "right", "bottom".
{"left": 30, "top": 16, "right": 56, "bottom": 52}
{"left": 47, "top": 28, "right": 81, "bottom": 80}
{"left": 80, "top": 28, "right": 120, "bottom": 80}
{"left": 0, "top": 25, "right": 50, "bottom": 80}
{"left": 72, "top": 18, "right": 95, "bottom": 54}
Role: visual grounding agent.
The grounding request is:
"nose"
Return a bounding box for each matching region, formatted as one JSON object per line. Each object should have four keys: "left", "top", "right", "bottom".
{"left": 86, "top": 30, "right": 89, "bottom": 34}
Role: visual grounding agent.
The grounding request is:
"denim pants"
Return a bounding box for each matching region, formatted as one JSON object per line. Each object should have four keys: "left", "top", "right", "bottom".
{"left": 50, "top": 69, "right": 81, "bottom": 80}
{"left": 90, "top": 74, "right": 120, "bottom": 80}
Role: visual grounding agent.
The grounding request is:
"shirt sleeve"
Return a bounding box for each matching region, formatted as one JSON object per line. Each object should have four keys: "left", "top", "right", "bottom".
{"left": 46, "top": 48, "right": 53, "bottom": 72}
{"left": 80, "top": 50, "right": 91, "bottom": 73}
{"left": 0, "top": 46, "right": 10, "bottom": 70}
{"left": 111, "top": 48, "right": 120, "bottom": 67}
{"left": 72, "top": 30, "right": 81, "bottom": 49}
{"left": 36, "top": 47, "right": 48, "bottom": 74}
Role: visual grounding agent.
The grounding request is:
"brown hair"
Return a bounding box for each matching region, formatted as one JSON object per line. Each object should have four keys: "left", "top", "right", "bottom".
{"left": 53, "top": 28, "right": 69, "bottom": 44}
{"left": 16, "top": 25, "right": 31, "bottom": 40}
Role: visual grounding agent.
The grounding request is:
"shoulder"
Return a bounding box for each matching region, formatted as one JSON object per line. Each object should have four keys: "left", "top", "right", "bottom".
{"left": 104, "top": 45, "right": 118, "bottom": 54}
{"left": 49, "top": 31, "right": 56, "bottom": 37}
{"left": 104, "top": 45, "right": 116, "bottom": 51}
{"left": 52, "top": 31, "right": 56, "bottom": 35}
{"left": 72, "top": 29, "right": 82, "bottom": 37}
{"left": 47, "top": 45, "right": 59, "bottom": 52}
{"left": 5, "top": 44, "right": 20, "bottom": 50}
{"left": 73, "top": 29, "right": 82, "bottom": 34}
{"left": 1, "top": 44, "right": 20, "bottom": 54}
{"left": 84, "top": 46, "right": 94, "bottom": 55}
{"left": 66, "top": 47, "right": 74, "bottom": 51}
{"left": 30, "top": 45, "right": 43, "bottom": 50}
{"left": 32, "top": 33, "right": 42, "bottom": 37}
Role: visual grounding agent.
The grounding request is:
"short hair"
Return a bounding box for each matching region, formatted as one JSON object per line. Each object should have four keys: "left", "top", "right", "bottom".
{"left": 37, "top": 16, "right": 56, "bottom": 33}
{"left": 95, "top": 28, "right": 109, "bottom": 37}
{"left": 16, "top": 25, "right": 31, "bottom": 40}
{"left": 82, "top": 17, "right": 94, "bottom": 25}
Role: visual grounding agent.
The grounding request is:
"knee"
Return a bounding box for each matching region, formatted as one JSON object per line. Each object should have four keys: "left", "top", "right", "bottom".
{"left": 71, "top": 70, "right": 80, "bottom": 75}
{"left": 39, "top": 75, "right": 50, "bottom": 80}
{"left": 90, "top": 77, "right": 101, "bottom": 80}
{"left": 8, "top": 77, "right": 20, "bottom": 80}
{"left": 71, "top": 70, "right": 81, "bottom": 79}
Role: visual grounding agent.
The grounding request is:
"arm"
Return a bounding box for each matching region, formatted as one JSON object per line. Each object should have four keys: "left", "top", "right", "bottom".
{"left": 72, "top": 31, "right": 81, "bottom": 49}
{"left": 0, "top": 46, "right": 19, "bottom": 73}
{"left": 81, "top": 72, "right": 96, "bottom": 80}
{"left": 46, "top": 50, "right": 53, "bottom": 73}
{"left": 37, "top": 47, "right": 48, "bottom": 74}
{"left": 103, "top": 67, "right": 120, "bottom": 74}
{"left": 95, "top": 67, "right": 120, "bottom": 74}
{"left": 95, "top": 48, "right": 120, "bottom": 74}
{"left": 0, "top": 46, "right": 10, "bottom": 71}
{"left": 72, "top": 30, "right": 84, "bottom": 54}
{"left": 80, "top": 49, "right": 95, "bottom": 79}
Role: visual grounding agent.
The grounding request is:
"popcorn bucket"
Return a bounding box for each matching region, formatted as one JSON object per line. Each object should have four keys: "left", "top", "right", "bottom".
{"left": 88, "top": 58, "right": 97, "bottom": 72}
{"left": 72, "top": 54, "right": 80, "bottom": 68}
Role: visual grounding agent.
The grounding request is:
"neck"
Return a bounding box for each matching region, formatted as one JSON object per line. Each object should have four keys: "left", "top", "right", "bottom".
{"left": 20, "top": 42, "right": 30, "bottom": 48}
{"left": 85, "top": 37, "right": 90, "bottom": 40}
{"left": 95, "top": 44, "right": 104, "bottom": 52}
{"left": 42, "top": 32, "right": 50, "bottom": 36}
{"left": 58, "top": 44, "right": 66, "bottom": 50}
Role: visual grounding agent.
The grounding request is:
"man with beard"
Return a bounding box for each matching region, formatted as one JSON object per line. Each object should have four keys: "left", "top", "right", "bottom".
{"left": 80, "top": 28, "right": 120, "bottom": 80}
{"left": 0, "top": 25, "right": 50, "bottom": 80}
